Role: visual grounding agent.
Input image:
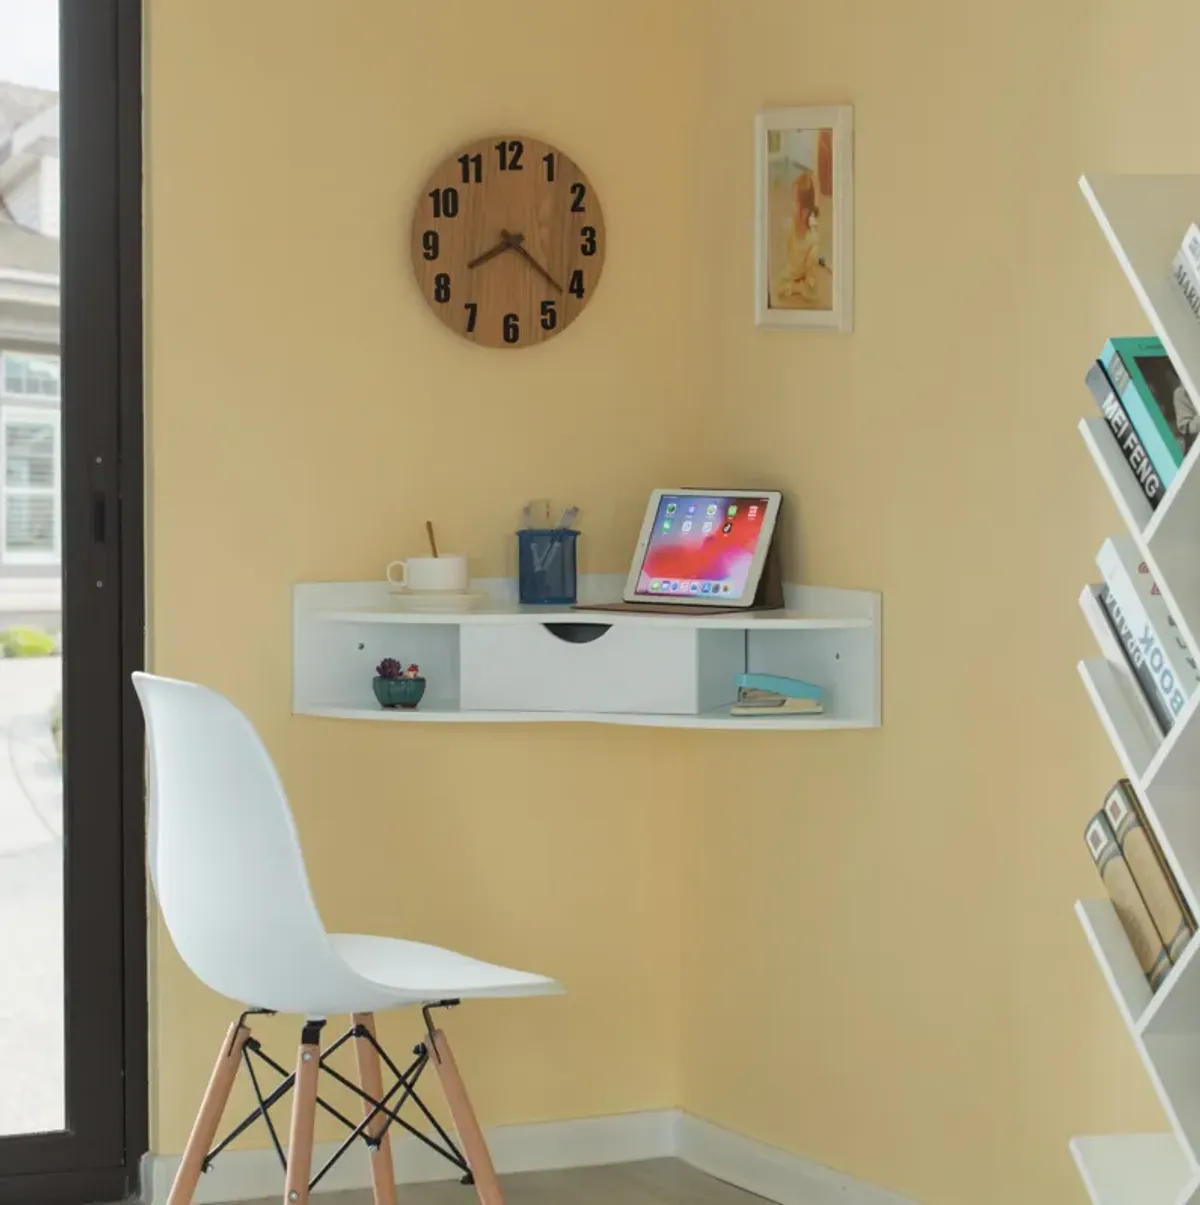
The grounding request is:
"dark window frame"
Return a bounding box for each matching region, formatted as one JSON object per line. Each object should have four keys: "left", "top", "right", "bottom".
{"left": 0, "top": 0, "right": 145, "bottom": 1200}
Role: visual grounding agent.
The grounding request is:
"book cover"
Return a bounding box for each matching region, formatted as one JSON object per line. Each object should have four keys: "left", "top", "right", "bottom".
{"left": 1087, "top": 583, "right": 1170, "bottom": 739}
{"left": 1103, "top": 780, "right": 1195, "bottom": 963}
{"left": 1173, "top": 249, "right": 1200, "bottom": 328}
{"left": 1118, "top": 535, "right": 1200, "bottom": 705}
{"left": 1096, "top": 579, "right": 1174, "bottom": 734}
{"left": 1097, "top": 536, "right": 1197, "bottom": 727}
{"left": 1181, "top": 222, "right": 1200, "bottom": 280}
{"left": 1085, "top": 360, "right": 1162, "bottom": 511}
{"left": 1101, "top": 337, "right": 1197, "bottom": 489}
{"left": 1085, "top": 809, "right": 1171, "bottom": 991}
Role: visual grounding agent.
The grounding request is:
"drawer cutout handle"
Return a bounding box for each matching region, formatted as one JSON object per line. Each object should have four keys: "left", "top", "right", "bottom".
{"left": 542, "top": 622, "right": 612, "bottom": 644}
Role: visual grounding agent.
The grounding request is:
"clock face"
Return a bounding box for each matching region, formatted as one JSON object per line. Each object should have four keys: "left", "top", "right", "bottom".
{"left": 411, "top": 135, "right": 605, "bottom": 348}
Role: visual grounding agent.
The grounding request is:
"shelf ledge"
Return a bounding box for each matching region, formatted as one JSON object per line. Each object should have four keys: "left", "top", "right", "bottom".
{"left": 298, "top": 703, "right": 875, "bottom": 731}
{"left": 1070, "top": 1133, "right": 1196, "bottom": 1205}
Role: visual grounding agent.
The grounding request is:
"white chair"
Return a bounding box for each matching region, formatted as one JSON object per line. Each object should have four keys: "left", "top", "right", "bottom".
{"left": 132, "top": 672, "right": 561, "bottom": 1205}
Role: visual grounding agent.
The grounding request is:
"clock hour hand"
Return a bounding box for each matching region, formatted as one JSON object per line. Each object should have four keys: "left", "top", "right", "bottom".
{"left": 500, "top": 230, "right": 564, "bottom": 293}
{"left": 467, "top": 231, "right": 524, "bottom": 270}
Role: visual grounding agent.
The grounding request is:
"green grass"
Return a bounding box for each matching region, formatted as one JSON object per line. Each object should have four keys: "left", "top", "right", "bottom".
{"left": 0, "top": 627, "right": 58, "bottom": 658}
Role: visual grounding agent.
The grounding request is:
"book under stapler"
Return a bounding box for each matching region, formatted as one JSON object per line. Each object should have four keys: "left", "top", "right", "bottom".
{"left": 730, "top": 672, "right": 825, "bottom": 717}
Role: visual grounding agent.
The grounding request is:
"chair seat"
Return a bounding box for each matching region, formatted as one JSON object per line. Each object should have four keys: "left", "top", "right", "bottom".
{"left": 329, "top": 933, "right": 562, "bottom": 1003}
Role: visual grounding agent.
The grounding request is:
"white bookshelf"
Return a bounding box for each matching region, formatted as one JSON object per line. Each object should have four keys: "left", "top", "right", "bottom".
{"left": 292, "top": 575, "right": 881, "bottom": 730}
{"left": 1073, "top": 174, "right": 1200, "bottom": 1205}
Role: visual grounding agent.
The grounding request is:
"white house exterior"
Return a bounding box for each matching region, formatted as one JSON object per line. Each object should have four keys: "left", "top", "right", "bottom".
{"left": 0, "top": 82, "right": 60, "bottom": 623}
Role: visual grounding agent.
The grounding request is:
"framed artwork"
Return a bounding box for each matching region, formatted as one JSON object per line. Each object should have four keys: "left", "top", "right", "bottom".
{"left": 755, "top": 105, "right": 854, "bottom": 331}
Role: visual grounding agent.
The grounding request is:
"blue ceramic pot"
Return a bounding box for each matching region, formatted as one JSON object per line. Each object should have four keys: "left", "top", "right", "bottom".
{"left": 372, "top": 676, "right": 426, "bottom": 709}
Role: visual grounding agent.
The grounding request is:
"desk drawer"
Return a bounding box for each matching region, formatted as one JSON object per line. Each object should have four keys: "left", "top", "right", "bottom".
{"left": 460, "top": 622, "right": 740, "bottom": 714}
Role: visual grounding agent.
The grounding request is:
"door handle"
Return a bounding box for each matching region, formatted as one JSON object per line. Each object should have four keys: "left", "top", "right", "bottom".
{"left": 92, "top": 489, "right": 106, "bottom": 543}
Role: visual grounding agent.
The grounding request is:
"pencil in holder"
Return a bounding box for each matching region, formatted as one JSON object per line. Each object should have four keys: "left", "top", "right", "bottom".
{"left": 517, "top": 529, "right": 579, "bottom": 605}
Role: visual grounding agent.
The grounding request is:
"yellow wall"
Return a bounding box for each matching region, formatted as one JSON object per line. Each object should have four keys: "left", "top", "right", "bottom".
{"left": 680, "top": 3, "right": 1200, "bottom": 1204}
{"left": 144, "top": 0, "right": 702, "bottom": 1151}
{"left": 145, "top": 0, "right": 1200, "bottom": 1202}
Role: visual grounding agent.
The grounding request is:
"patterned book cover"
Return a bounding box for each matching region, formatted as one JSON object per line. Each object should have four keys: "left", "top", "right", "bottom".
{"left": 1102, "top": 338, "right": 1196, "bottom": 489}
{"left": 1085, "top": 809, "right": 1171, "bottom": 990}
{"left": 1120, "top": 536, "right": 1200, "bottom": 708}
{"left": 1085, "top": 360, "right": 1162, "bottom": 510}
{"left": 1084, "top": 583, "right": 1170, "bottom": 747}
{"left": 1103, "top": 780, "right": 1195, "bottom": 963}
{"left": 1096, "top": 579, "right": 1174, "bottom": 734}
{"left": 1097, "top": 536, "right": 1198, "bottom": 728}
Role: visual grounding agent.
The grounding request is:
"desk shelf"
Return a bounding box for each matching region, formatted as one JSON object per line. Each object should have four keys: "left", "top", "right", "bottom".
{"left": 293, "top": 576, "right": 881, "bottom": 730}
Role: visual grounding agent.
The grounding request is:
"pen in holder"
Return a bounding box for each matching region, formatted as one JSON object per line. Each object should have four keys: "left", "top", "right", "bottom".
{"left": 518, "top": 528, "right": 579, "bottom": 605}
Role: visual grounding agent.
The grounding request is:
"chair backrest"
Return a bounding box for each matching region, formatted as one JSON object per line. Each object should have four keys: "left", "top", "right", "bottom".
{"left": 133, "top": 672, "right": 347, "bottom": 1008}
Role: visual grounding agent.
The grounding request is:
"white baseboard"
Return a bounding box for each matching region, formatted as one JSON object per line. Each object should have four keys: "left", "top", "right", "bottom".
{"left": 141, "top": 1109, "right": 918, "bottom": 1205}
{"left": 141, "top": 1109, "right": 678, "bottom": 1205}
{"left": 677, "top": 1113, "right": 919, "bottom": 1205}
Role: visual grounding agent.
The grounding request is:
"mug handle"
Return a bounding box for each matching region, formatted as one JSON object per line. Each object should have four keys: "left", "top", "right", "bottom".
{"left": 385, "top": 560, "right": 407, "bottom": 586}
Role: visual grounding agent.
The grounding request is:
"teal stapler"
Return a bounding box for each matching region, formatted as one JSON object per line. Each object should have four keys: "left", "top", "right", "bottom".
{"left": 731, "top": 672, "right": 824, "bottom": 716}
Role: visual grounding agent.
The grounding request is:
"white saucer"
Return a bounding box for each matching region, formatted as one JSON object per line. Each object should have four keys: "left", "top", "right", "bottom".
{"left": 387, "top": 588, "right": 489, "bottom": 613}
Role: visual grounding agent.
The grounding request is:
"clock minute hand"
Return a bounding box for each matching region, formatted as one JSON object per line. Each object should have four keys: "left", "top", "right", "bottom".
{"left": 467, "top": 231, "right": 524, "bottom": 270}
{"left": 509, "top": 242, "right": 564, "bottom": 293}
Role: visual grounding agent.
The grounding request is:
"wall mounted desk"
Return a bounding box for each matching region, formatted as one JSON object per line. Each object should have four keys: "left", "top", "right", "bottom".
{"left": 293, "top": 576, "right": 880, "bottom": 730}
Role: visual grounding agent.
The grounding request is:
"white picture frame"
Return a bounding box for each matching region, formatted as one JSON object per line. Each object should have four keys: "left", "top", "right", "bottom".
{"left": 755, "top": 105, "right": 854, "bottom": 332}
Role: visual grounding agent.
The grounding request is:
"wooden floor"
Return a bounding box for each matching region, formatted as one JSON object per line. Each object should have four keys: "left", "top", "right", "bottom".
{"left": 236, "top": 1159, "right": 767, "bottom": 1205}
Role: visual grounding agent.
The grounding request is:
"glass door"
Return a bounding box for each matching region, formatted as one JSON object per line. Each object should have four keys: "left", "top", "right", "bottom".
{"left": 0, "top": 1, "right": 143, "bottom": 1201}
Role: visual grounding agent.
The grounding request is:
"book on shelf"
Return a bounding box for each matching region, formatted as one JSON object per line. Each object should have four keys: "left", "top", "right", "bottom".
{"left": 1084, "top": 360, "right": 1162, "bottom": 511}
{"left": 1181, "top": 222, "right": 1200, "bottom": 281}
{"left": 1097, "top": 535, "right": 1198, "bottom": 731}
{"left": 1083, "top": 583, "right": 1170, "bottom": 747}
{"left": 1101, "top": 337, "right": 1197, "bottom": 491}
{"left": 1096, "top": 581, "right": 1171, "bottom": 734}
{"left": 1085, "top": 808, "right": 1171, "bottom": 991}
{"left": 1103, "top": 779, "right": 1195, "bottom": 963}
{"left": 1172, "top": 249, "right": 1200, "bottom": 327}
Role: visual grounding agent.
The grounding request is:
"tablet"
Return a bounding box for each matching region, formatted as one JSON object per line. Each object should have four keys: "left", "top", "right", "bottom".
{"left": 622, "top": 489, "right": 782, "bottom": 607}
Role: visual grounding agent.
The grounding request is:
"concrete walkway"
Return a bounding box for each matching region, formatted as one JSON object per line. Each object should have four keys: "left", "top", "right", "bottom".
{"left": 0, "top": 841, "right": 61, "bottom": 1135}
{"left": 0, "top": 655, "right": 63, "bottom": 1136}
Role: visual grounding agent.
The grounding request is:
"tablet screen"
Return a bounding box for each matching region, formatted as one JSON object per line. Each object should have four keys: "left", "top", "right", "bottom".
{"left": 633, "top": 494, "right": 772, "bottom": 599}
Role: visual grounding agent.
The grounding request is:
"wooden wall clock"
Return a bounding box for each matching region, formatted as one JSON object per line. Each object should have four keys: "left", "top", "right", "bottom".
{"left": 411, "top": 135, "right": 605, "bottom": 348}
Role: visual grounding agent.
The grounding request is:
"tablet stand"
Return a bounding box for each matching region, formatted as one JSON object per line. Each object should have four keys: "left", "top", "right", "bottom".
{"left": 747, "top": 535, "right": 784, "bottom": 611}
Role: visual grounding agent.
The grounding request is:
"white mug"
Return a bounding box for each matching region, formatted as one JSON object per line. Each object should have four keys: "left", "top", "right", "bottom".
{"left": 386, "top": 554, "right": 469, "bottom": 593}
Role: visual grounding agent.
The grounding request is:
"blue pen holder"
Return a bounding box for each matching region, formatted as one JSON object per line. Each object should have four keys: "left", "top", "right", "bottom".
{"left": 518, "top": 529, "right": 579, "bottom": 605}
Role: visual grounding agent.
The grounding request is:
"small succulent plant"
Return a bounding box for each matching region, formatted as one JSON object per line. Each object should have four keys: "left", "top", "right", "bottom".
{"left": 404, "top": 663, "right": 421, "bottom": 678}
{"left": 375, "top": 657, "right": 404, "bottom": 679}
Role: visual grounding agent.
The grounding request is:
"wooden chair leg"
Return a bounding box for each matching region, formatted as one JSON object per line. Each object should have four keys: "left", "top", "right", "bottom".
{"left": 429, "top": 1027, "right": 505, "bottom": 1205}
{"left": 282, "top": 1032, "right": 321, "bottom": 1205}
{"left": 167, "top": 1021, "right": 252, "bottom": 1205}
{"left": 352, "top": 1013, "right": 397, "bottom": 1205}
